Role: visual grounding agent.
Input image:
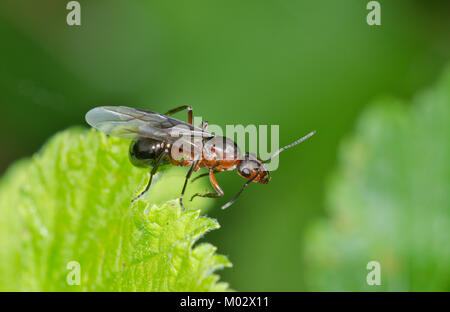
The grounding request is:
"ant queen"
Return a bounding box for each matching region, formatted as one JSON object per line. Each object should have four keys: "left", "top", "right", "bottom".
{"left": 86, "top": 106, "right": 315, "bottom": 209}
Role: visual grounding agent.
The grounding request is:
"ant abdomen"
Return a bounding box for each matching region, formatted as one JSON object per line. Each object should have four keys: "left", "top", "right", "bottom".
{"left": 129, "top": 138, "right": 170, "bottom": 168}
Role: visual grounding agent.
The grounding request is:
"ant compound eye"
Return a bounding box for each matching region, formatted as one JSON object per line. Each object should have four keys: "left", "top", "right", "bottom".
{"left": 241, "top": 168, "right": 251, "bottom": 177}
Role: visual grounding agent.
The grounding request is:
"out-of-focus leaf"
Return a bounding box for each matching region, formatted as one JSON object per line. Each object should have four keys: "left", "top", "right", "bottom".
{"left": 0, "top": 129, "right": 231, "bottom": 291}
{"left": 303, "top": 67, "right": 450, "bottom": 291}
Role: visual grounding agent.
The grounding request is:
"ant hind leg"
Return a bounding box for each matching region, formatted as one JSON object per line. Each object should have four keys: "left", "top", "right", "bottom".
{"left": 132, "top": 152, "right": 167, "bottom": 202}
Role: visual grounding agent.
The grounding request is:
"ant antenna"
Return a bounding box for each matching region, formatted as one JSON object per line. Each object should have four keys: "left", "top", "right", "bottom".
{"left": 263, "top": 130, "right": 316, "bottom": 163}
{"left": 221, "top": 174, "right": 258, "bottom": 209}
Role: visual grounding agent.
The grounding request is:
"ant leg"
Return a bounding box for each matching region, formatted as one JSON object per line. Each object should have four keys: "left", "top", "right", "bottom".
{"left": 190, "top": 169, "right": 224, "bottom": 201}
{"left": 191, "top": 170, "right": 220, "bottom": 183}
{"left": 191, "top": 172, "right": 210, "bottom": 183}
{"left": 179, "top": 159, "right": 199, "bottom": 210}
{"left": 164, "top": 105, "right": 193, "bottom": 125}
{"left": 132, "top": 152, "right": 167, "bottom": 202}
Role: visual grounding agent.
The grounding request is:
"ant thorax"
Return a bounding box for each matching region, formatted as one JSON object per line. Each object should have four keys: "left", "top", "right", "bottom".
{"left": 199, "top": 136, "right": 241, "bottom": 171}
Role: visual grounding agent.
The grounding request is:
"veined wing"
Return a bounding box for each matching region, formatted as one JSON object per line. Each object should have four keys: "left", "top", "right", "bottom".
{"left": 85, "top": 106, "right": 213, "bottom": 142}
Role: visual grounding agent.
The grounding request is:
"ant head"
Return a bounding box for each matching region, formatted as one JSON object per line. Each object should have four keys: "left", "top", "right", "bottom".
{"left": 237, "top": 153, "right": 271, "bottom": 184}
{"left": 222, "top": 130, "right": 316, "bottom": 209}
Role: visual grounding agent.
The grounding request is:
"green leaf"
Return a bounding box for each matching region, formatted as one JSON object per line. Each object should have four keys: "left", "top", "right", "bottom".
{"left": 0, "top": 129, "right": 231, "bottom": 291}
{"left": 303, "top": 67, "right": 450, "bottom": 291}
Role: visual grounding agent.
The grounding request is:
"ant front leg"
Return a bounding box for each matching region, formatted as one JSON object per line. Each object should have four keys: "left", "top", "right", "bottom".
{"left": 190, "top": 169, "right": 224, "bottom": 201}
{"left": 164, "top": 105, "right": 193, "bottom": 125}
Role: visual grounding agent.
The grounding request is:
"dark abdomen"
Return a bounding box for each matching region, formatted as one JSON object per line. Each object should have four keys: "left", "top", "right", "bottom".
{"left": 129, "top": 138, "right": 170, "bottom": 168}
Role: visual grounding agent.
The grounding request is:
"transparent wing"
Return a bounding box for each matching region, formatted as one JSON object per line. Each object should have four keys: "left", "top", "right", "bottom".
{"left": 85, "top": 106, "right": 213, "bottom": 142}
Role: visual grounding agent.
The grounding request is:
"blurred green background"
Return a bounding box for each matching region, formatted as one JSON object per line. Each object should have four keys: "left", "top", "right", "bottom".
{"left": 0, "top": 0, "right": 449, "bottom": 291}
